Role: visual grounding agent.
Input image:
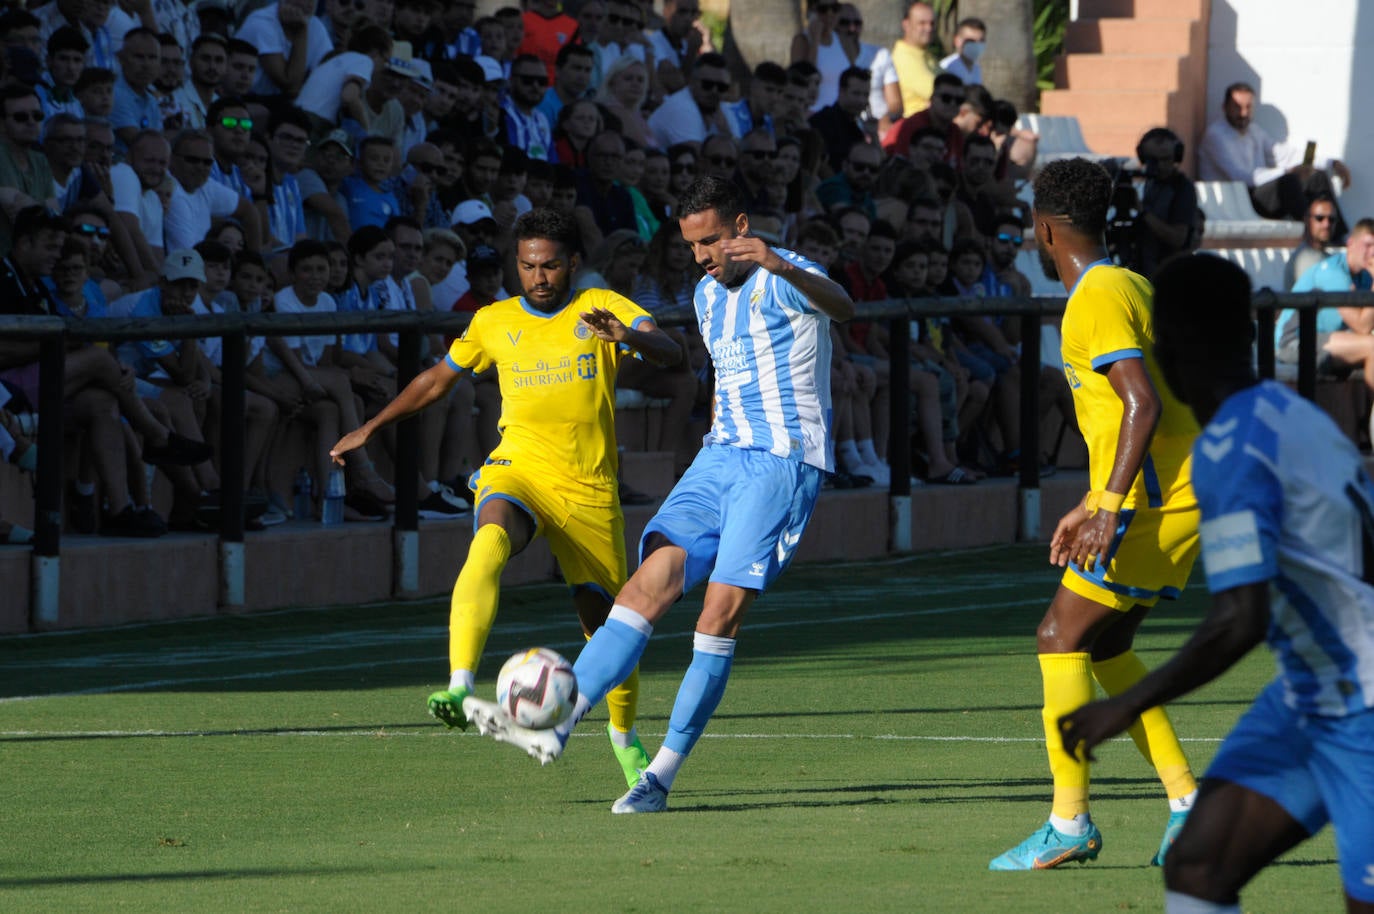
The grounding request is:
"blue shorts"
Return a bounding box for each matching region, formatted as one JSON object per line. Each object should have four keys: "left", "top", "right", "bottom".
{"left": 641, "top": 445, "right": 822, "bottom": 593}
{"left": 1207, "top": 680, "right": 1374, "bottom": 902}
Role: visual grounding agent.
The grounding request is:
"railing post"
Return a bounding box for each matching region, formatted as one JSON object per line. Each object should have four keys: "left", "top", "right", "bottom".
{"left": 1017, "top": 314, "right": 1042, "bottom": 542}
{"left": 1297, "top": 302, "right": 1317, "bottom": 400}
{"left": 1254, "top": 297, "right": 1276, "bottom": 380}
{"left": 31, "top": 334, "right": 65, "bottom": 628}
{"left": 218, "top": 329, "right": 247, "bottom": 609}
{"left": 887, "top": 314, "right": 911, "bottom": 552}
{"left": 393, "top": 327, "right": 422, "bottom": 596}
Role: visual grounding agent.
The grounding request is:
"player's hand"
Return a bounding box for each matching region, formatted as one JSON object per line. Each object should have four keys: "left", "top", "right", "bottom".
{"left": 329, "top": 428, "right": 369, "bottom": 465}
{"left": 1049, "top": 501, "right": 1090, "bottom": 566}
{"left": 1067, "top": 509, "right": 1117, "bottom": 573}
{"left": 719, "top": 234, "right": 778, "bottom": 271}
{"left": 579, "top": 307, "right": 628, "bottom": 343}
{"left": 186, "top": 379, "right": 211, "bottom": 400}
{"left": 1057, "top": 696, "right": 1137, "bottom": 763}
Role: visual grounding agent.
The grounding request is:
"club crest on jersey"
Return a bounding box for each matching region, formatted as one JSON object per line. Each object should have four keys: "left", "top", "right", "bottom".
{"left": 574, "top": 322, "right": 591, "bottom": 340}
{"left": 749, "top": 289, "right": 763, "bottom": 312}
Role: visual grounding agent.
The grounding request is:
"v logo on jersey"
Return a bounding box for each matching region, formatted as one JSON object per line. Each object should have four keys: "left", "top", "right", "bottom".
{"left": 775, "top": 530, "right": 801, "bottom": 563}
{"left": 1200, "top": 434, "right": 1233, "bottom": 463}
{"left": 507, "top": 330, "right": 522, "bottom": 346}
{"left": 1363, "top": 863, "right": 1374, "bottom": 887}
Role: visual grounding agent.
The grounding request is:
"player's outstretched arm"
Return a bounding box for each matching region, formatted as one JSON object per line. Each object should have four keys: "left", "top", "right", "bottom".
{"left": 579, "top": 308, "right": 683, "bottom": 367}
{"left": 330, "top": 360, "right": 464, "bottom": 464}
{"left": 719, "top": 235, "right": 856, "bottom": 321}
{"left": 1058, "top": 582, "right": 1270, "bottom": 761}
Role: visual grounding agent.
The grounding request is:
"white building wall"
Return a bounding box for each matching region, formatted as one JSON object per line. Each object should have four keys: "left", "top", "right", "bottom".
{"left": 1206, "top": 0, "right": 1373, "bottom": 223}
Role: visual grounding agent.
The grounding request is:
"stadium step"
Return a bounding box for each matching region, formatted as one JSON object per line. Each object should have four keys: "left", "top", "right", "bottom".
{"left": 1078, "top": 0, "right": 1207, "bottom": 18}
{"left": 1056, "top": 54, "right": 1189, "bottom": 93}
{"left": 1065, "top": 17, "right": 1203, "bottom": 56}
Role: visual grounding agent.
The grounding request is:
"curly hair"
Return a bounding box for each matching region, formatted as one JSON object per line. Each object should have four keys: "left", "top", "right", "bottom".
{"left": 514, "top": 206, "right": 581, "bottom": 255}
{"left": 1031, "top": 157, "right": 1113, "bottom": 235}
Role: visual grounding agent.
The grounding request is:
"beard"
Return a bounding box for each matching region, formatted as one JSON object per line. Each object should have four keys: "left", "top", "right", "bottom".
{"left": 1036, "top": 242, "right": 1059, "bottom": 282}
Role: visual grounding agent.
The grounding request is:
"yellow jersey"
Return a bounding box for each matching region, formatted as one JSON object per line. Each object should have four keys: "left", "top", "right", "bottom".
{"left": 892, "top": 40, "right": 938, "bottom": 118}
{"left": 1060, "top": 262, "right": 1197, "bottom": 510}
{"left": 445, "top": 288, "right": 652, "bottom": 506}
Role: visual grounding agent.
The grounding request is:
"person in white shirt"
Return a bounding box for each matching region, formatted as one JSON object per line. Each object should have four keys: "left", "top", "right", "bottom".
{"left": 234, "top": 0, "right": 334, "bottom": 98}
{"left": 110, "top": 128, "right": 169, "bottom": 272}
{"left": 165, "top": 129, "right": 258, "bottom": 251}
{"left": 938, "top": 16, "right": 985, "bottom": 86}
{"left": 1198, "top": 81, "right": 1353, "bottom": 231}
{"left": 646, "top": 52, "right": 731, "bottom": 148}
{"left": 170, "top": 33, "right": 227, "bottom": 131}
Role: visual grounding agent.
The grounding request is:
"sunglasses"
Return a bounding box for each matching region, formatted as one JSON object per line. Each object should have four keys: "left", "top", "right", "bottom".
{"left": 414, "top": 162, "right": 444, "bottom": 175}
{"left": 178, "top": 152, "right": 214, "bottom": 166}
{"left": 219, "top": 116, "right": 254, "bottom": 131}
{"left": 76, "top": 223, "right": 111, "bottom": 239}
{"left": 839, "top": 17, "right": 862, "bottom": 26}
{"left": 1311, "top": 214, "right": 1335, "bottom": 222}
{"left": 847, "top": 161, "right": 878, "bottom": 174}
{"left": 744, "top": 149, "right": 777, "bottom": 160}
{"left": 8, "top": 110, "right": 43, "bottom": 123}
{"left": 706, "top": 154, "right": 737, "bottom": 168}
{"left": 671, "top": 161, "right": 696, "bottom": 174}
{"left": 935, "top": 93, "right": 963, "bottom": 105}
{"left": 606, "top": 13, "right": 641, "bottom": 26}
{"left": 698, "top": 79, "right": 731, "bottom": 93}
{"left": 996, "top": 233, "right": 1024, "bottom": 245}
{"left": 516, "top": 73, "right": 548, "bottom": 87}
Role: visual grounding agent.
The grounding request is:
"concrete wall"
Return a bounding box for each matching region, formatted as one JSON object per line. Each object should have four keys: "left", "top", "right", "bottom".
{"left": 1206, "top": 0, "right": 1373, "bottom": 222}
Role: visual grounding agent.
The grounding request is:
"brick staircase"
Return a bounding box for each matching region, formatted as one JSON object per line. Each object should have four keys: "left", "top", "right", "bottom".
{"left": 1041, "top": 0, "right": 1210, "bottom": 170}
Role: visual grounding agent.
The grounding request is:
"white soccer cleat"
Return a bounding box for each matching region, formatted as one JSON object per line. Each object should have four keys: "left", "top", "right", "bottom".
{"left": 611, "top": 771, "right": 669, "bottom": 814}
{"left": 462, "top": 696, "right": 565, "bottom": 765}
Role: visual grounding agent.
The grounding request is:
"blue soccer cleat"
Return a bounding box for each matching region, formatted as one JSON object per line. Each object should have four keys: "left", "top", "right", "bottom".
{"left": 1153, "top": 809, "right": 1189, "bottom": 866}
{"left": 612, "top": 770, "right": 669, "bottom": 814}
{"left": 989, "top": 820, "right": 1103, "bottom": 870}
{"left": 427, "top": 685, "right": 471, "bottom": 730}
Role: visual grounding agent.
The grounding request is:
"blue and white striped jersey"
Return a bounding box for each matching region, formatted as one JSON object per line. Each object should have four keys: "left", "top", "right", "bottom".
{"left": 1193, "top": 380, "right": 1374, "bottom": 717}
{"left": 695, "top": 248, "right": 835, "bottom": 472}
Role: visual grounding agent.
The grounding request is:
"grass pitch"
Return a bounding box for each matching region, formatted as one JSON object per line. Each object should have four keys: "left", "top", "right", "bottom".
{"left": 0, "top": 545, "right": 1340, "bottom": 913}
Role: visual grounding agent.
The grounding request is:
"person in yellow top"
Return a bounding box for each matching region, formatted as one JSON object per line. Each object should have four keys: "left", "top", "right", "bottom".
{"left": 990, "top": 158, "right": 1202, "bottom": 871}
{"left": 330, "top": 207, "right": 682, "bottom": 788}
{"left": 891, "top": 1, "right": 939, "bottom": 119}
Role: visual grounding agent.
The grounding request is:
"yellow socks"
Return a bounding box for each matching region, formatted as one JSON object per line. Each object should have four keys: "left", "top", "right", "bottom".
{"left": 1093, "top": 651, "right": 1197, "bottom": 801}
{"left": 449, "top": 524, "right": 512, "bottom": 675}
{"left": 605, "top": 666, "right": 640, "bottom": 736}
{"left": 1041, "top": 652, "right": 1094, "bottom": 819}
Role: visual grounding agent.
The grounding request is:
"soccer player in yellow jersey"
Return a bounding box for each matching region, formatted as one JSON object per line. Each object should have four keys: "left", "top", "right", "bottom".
{"left": 990, "top": 159, "right": 1202, "bottom": 871}
{"left": 329, "top": 208, "right": 682, "bottom": 787}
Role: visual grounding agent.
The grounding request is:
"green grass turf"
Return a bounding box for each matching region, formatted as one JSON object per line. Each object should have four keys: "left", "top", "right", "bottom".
{"left": 0, "top": 545, "right": 1342, "bottom": 913}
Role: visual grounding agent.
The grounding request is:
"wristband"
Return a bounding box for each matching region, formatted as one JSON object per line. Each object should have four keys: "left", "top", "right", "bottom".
{"left": 1085, "top": 490, "right": 1126, "bottom": 515}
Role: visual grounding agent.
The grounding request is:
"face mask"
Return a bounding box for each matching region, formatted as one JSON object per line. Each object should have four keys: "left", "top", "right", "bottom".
{"left": 962, "top": 40, "right": 985, "bottom": 63}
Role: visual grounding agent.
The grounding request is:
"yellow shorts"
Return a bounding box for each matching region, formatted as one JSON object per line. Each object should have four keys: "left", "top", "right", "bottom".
{"left": 1061, "top": 504, "right": 1200, "bottom": 612}
{"left": 469, "top": 461, "right": 627, "bottom": 600}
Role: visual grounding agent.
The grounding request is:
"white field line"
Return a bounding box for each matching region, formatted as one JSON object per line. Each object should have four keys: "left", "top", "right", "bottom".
{"left": 0, "top": 595, "right": 1050, "bottom": 703}
{"left": 0, "top": 727, "right": 1226, "bottom": 744}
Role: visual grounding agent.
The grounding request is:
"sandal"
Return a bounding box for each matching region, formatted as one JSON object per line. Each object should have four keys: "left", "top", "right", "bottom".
{"left": 928, "top": 467, "right": 977, "bottom": 485}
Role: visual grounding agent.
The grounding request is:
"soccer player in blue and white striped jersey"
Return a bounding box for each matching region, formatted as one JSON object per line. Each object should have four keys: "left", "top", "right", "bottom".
{"left": 463, "top": 176, "right": 856, "bottom": 812}
{"left": 1060, "top": 253, "right": 1374, "bottom": 914}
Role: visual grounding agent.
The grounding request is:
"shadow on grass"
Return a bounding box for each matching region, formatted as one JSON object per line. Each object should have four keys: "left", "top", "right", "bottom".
{"left": 0, "top": 865, "right": 372, "bottom": 888}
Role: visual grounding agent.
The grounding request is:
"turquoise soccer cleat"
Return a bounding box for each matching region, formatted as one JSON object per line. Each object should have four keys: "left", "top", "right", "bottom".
{"left": 612, "top": 770, "right": 669, "bottom": 814}
{"left": 426, "top": 685, "right": 472, "bottom": 730}
{"left": 608, "top": 723, "right": 651, "bottom": 789}
{"left": 1153, "top": 809, "right": 1189, "bottom": 866}
{"left": 988, "top": 820, "right": 1104, "bottom": 870}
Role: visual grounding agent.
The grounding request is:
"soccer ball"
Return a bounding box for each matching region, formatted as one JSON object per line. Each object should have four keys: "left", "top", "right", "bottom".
{"left": 496, "top": 648, "right": 578, "bottom": 730}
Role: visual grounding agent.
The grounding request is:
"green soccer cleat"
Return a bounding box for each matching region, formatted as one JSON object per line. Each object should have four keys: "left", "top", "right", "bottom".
{"left": 1152, "top": 809, "right": 1189, "bottom": 866}
{"left": 427, "top": 685, "right": 472, "bottom": 730}
{"left": 988, "top": 820, "right": 1104, "bottom": 871}
{"left": 608, "top": 723, "right": 651, "bottom": 788}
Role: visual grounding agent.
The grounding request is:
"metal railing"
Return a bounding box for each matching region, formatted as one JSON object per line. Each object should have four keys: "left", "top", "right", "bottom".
{"left": 0, "top": 288, "right": 1364, "bottom": 623}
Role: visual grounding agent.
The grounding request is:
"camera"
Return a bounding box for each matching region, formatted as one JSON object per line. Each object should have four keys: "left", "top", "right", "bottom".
{"left": 1105, "top": 165, "right": 1145, "bottom": 269}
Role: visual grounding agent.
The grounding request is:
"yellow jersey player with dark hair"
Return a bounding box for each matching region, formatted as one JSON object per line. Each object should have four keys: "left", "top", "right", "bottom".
{"left": 990, "top": 158, "right": 1201, "bottom": 871}
{"left": 330, "top": 208, "right": 682, "bottom": 788}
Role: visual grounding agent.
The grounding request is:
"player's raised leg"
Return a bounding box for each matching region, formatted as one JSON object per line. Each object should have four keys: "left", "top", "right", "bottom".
{"left": 428, "top": 499, "right": 532, "bottom": 728}
{"left": 1091, "top": 606, "right": 1198, "bottom": 865}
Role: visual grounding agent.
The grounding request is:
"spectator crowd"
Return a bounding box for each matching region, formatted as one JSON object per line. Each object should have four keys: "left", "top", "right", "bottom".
{"left": 0, "top": 0, "right": 1359, "bottom": 544}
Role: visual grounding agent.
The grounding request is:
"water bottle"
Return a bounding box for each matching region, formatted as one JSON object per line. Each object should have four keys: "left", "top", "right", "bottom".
{"left": 321, "top": 467, "right": 345, "bottom": 526}
{"left": 292, "top": 466, "right": 313, "bottom": 521}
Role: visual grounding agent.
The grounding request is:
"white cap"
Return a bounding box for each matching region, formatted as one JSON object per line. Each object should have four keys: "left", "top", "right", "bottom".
{"left": 451, "top": 199, "right": 496, "bottom": 227}
{"left": 162, "top": 249, "right": 205, "bottom": 283}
